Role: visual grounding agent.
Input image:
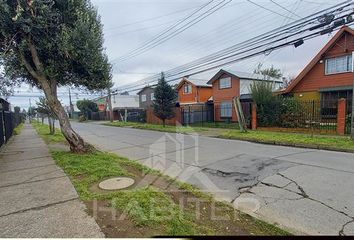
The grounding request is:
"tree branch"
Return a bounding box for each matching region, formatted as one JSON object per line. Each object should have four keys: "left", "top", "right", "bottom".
{"left": 19, "top": 50, "right": 41, "bottom": 80}
{"left": 27, "top": 36, "right": 44, "bottom": 74}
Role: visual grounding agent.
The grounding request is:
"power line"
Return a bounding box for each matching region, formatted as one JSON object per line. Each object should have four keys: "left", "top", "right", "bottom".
{"left": 119, "top": 0, "right": 232, "bottom": 62}
{"left": 104, "top": 5, "right": 202, "bottom": 31}
{"left": 133, "top": 0, "right": 351, "bottom": 84}
{"left": 112, "top": 0, "right": 233, "bottom": 63}
{"left": 270, "top": 0, "right": 302, "bottom": 19}
{"left": 114, "top": 1, "right": 353, "bottom": 93}
{"left": 246, "top": 0, "right": 297, "bottom": 20}
{"left": 112, "top": 0, "right": 216, "bottom": 62}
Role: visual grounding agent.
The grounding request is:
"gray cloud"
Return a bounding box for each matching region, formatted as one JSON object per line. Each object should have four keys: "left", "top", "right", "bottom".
{"left": 8, "top": 0, "right": 344, "bottom": 108}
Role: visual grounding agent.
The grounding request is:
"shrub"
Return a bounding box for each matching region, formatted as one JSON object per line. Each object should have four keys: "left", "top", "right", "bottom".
{"left": 79, "top": 115, "right": 87, "bottom": 122}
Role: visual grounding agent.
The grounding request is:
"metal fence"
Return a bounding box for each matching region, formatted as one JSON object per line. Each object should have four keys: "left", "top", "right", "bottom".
{"left": 257, "top": 99, "right": 339, "bottom": 134}
{"left": 181, "top": 104, "right": 214, "bottom": 125}
{"left": 0, "top": 110, "right": 24, "bottom": 148}
{"left": 0, "top": 113, "right": 4, "bottom": 147}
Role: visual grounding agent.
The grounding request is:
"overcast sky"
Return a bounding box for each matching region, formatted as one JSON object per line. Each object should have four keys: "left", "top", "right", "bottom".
{"left": 7, "top": 0, "right": 345, "bottom": 109}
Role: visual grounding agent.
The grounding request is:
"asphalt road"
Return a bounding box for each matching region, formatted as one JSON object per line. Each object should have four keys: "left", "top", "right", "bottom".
{"left": 70, "top": 122, "right": 354, "bottom": 235}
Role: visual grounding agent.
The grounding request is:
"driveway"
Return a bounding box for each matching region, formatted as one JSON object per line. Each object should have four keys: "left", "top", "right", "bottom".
{"left": 70, "top": 122, "right": 354, "bottom": 235}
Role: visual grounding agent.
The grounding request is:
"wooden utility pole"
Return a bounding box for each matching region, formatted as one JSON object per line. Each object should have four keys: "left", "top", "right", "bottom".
{"left": 107, "top": 88, "right": 114, "bottom": 122}
{"left": 233, "top": 97, "right": 247, "bottom": 132}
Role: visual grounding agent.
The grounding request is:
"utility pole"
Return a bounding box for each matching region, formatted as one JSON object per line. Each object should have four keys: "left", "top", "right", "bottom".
{"left": 29, "top": 98, "right": 32, "bottom": 123}
{"left": 68, "top": 88, "right": 74, "bottom": 118}
{"left": 107, "top": 88, "right": 114, "bottom": 122}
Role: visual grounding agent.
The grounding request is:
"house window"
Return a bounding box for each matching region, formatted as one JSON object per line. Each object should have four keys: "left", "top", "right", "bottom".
{"left": 141, "top": 94, "right": 147, "bottom": 102}
{"left": 220, "top": 102, "right": 232, "bottom": 118}
{"left": 325, "top": 55, "right": 353, "bottom": 75}
{"left": 184, "top": 84, "right": 192, "bottom": 94}
{"left": 219, "top": 77, "right": 231, "bottom": 89}
{"left": 151, "top": 93, "right": 155, "bottom": 101}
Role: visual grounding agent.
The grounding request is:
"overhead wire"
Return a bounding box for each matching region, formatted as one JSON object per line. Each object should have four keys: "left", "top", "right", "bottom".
{"left": 115, "top": 1, "right": 353, "bottom": 93}
{"left": 114, "top": 0, "right": 233, "bottom": 63}
{"left": 112, "top": 0, "right": 217, "bottom": 62}
{"left": 117, "top": 0, "right": 352, "bottom": 91}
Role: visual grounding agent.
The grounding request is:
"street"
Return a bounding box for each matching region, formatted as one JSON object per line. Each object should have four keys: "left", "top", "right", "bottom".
{"left": 71, "top": 122, "right": 354, "bottom": 235}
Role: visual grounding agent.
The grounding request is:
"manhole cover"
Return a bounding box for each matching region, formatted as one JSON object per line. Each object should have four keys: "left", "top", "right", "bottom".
{"left": 98, "top": 177, "right": 135, "bottom": 190}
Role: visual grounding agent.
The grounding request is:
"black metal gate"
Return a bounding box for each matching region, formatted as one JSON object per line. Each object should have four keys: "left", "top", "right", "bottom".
{"left": 4, "top": 111, "right": 13, "bottom": 142}
{"left": 0, "top": 113, "right": 4, "bottom": 147}
{"left": 181, "top": 104, "right": 214, "bottom": 125}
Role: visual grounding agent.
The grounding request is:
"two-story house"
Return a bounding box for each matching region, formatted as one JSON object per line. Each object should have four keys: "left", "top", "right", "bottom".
{"left": 284, "top": 26, "right": 354, "bottom": 106}
{"left": 137, "top": 86, "right": 155, "bottom": 109}
{"left": 176, "top": 77, "right": 212, "bottom": 106}
{"left": 207, "top": 69, "right": 282, "bottom": 122}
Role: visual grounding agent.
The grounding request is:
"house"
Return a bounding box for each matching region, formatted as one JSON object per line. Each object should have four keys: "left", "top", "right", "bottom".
{"left": 207, "top": 69, "right": 283, "bottom": 122}
{"left": 93, "top": 95, "right": 142, "bottom": 121}
{"left": 137, "top": 86, "right": 155, "bottom": 109}
{"left": 284, "top": 26, "right": 354, "bottom": 106}
{"left": 176, "top": 77, "right": 213, "bottom": 106}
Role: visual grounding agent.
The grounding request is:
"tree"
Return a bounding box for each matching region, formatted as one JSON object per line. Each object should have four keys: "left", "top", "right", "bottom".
{"left": 0, "top": 0, "right": 112, "bottom": 152}
{"left": 36, "top": 97, "right": 56, "bottom": 134}
{"left": 76, "top": 99, "right": 98, "bottom": 119}
{"left": 153, "top": 72, "right": 177, "bottom": 127}
{"left": 27, "top": 106, "right": 36, "bottom": 120}
{"left": 14, "top": 106, "right": 20, "bottom": 113}
{"left": 254, "top": 63, "right": 283, "bottom": 80}
{"left": 0, "top": 72, "right": 18, "bottom": 98}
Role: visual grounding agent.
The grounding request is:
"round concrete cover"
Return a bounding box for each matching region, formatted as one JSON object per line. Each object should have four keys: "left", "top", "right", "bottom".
{"left": 98, "top": 177, "right": 135, "bottom": 190}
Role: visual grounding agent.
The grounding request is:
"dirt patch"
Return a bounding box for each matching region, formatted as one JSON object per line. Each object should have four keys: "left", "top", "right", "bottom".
{"left": 84, "top": 200, "right": 164, "bottom": 238}
{"left": 86, "top": 164, "right": 252, "bottom": 236}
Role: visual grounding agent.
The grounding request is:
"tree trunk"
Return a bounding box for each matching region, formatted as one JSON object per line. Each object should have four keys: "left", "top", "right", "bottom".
{"left": 48, "top": 117, "right": 53, "bottom": 134}
{"left": 163, "top": 119, "right": 166, "bottom": 127}
{"left": 51, "top": 118, "right": 55, "bottom": 135}
{"left": 19, "top": 41, "right": 88, "bottom": 153}
{"left": 42, "top": 82, "right": 88, "bottom": 153}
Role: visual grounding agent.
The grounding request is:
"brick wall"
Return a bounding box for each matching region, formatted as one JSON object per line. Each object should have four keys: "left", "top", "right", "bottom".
{"left": 146, "top": 107, "right": 182, "bottom": 126}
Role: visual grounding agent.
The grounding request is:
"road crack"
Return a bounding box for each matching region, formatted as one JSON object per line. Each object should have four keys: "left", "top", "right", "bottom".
{"left": 339, "top": 219, "right": 354, "bottom": 236}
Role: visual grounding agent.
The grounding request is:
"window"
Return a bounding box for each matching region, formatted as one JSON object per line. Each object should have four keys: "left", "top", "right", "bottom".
{"left": 151, "top": 93, "right": 155, "bottom": 101}
{"left": 325, "top": 55, "right": 353, "bottom": 74}
{"left": 141, "top": 94, "right": 146, "bottom": 102}
{"left": 219, "top": 77, "right": 231, "bottom": 89}
{"left": 184, "top": 84, "right": 192, "bottom": 94}
{"left": 220, "top": 102, "right": 232, "bottom": 118}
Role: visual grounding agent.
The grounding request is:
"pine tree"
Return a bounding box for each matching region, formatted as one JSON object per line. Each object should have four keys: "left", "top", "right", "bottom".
{"left": 153, "top": 72, "right": 177, "bottom": 127}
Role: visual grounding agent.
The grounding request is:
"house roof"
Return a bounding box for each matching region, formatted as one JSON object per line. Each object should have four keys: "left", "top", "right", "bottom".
{"left": 176, "top": 77, "right": 211, "bottom": 90}
{"left": 285, "top": 26, "right": 354, "bottom": 93}
{"left": 137, "top": 86, "right": 155, "bottom": 95}
{"left": 207, "top": 69, "right": 282, "bottom": 84}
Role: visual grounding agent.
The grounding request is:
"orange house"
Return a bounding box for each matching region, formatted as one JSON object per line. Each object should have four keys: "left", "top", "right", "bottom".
{"left": 208, "top": 69, "right": 283, "bottom": 122}
{"left": 285, "top": 26, "right": 354, "bottom": 104}
{"left": 176, "top": 78, "right": 212, "bottom": 105}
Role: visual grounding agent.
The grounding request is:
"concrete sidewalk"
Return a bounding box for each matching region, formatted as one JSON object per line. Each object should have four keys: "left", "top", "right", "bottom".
{"left": 0, "top": 124, "right": 103, "bottom": 238}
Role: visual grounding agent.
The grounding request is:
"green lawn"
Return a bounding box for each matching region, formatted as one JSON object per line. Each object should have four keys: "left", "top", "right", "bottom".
{"left": 13, "top": 123, "right": 24, "bottom": 135}
{"left": 33, "top": 121, "right": 290, "bottom": 236}
{"left": 220, "top": 130, "right": 354, "bottom": 152}
{"left": 32, "top": 121, "right": 66, "bottom": 144}
{"left": 189, "top": 121, "right": 240, "bottom": 130}
{"left": 104, "top": 121, "right": 208, "bottom": 134}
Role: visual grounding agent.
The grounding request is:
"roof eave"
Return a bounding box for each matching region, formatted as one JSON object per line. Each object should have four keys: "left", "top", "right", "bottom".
{"left": 285, "top": 26, "right": 354, "bottom": 93}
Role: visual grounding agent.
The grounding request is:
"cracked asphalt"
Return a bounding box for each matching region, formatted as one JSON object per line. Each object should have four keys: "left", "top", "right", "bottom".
{"left": 71, "top": 122, "right": 354, "bottom": 235}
